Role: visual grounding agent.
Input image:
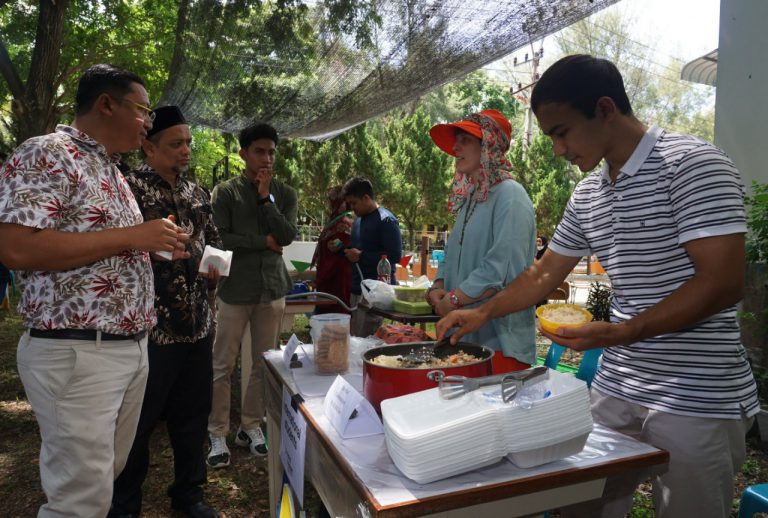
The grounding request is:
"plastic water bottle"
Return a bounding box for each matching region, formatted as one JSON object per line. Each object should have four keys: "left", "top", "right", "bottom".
{"left": 377, "top": 255, "right": 391, "bottom": 283}
{"left": 515, "top": 381, "right": 551, "bottom": 410}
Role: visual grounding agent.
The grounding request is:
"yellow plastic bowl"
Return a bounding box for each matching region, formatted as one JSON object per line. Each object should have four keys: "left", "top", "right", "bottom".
{"left": 535, "top": 303, "right": 593, "bottom": 335}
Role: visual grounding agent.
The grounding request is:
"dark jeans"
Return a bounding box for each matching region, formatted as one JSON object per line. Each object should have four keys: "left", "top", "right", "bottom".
{"left": 111, "top": 333, "right": 214, "bottom": 513}
{"left": 0, "top": 262, "right": 10, "bottom": 302}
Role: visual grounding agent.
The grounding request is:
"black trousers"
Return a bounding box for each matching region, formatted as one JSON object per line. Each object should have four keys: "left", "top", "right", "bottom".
{"left": 112, "top": 333, "right": 214, "bottom": 513}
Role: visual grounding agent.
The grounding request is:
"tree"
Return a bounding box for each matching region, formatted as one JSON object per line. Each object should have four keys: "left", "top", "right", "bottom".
{"left": 189, "top": 127, "right": 233, "bottom": 187}
{"left": 273, "top": 125, "right": 388, "bottom": 226}
{"left": 509, "top": 131, "right": 580, "bottom": 236}
{"left": 444, "top": 70, "right": 522, "bottom": 124}
{"left": 0, "top": 0, "right": 381, "bottom": 152}
{"left": 419, "top": 70, "right": 523, "bottom": 129}
{"left": 382, "top": 106, "right": 453, "bottom": 250}
{"left": 0, "top": 0, "right": 179, "bottom": 148}
{"left": 1, "top": 0, "right": 70, "bottom": 145}
{"left": 553, "top": 10, "right": 715, "bottom": 140}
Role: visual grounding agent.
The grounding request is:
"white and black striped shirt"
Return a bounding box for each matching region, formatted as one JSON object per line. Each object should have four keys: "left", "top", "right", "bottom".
{"left": 549, "top": 126, "right": 759, "bottom": 419}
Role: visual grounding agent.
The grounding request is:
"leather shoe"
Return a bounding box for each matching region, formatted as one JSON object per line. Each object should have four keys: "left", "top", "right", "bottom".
{"left": 172, "top": 500, "right": 219, "bottom": 518}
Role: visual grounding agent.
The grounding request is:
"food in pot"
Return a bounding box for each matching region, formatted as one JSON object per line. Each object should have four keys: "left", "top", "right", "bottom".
{"left": 540, "top": 305, "right": 589, "bottom": 325}
{"left": 363, "top": 342, "right": 494, "bottom": 413}
{"left": 371, "top": 350, "right": 481, "bottom": 368}
{"left": 314, "top": 323, "right": 349, "bottom": 374}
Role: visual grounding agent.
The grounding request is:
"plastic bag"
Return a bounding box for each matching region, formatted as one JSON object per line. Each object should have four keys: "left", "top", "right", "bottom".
{"left": 348, "top": 335, "right": 385, "bottom": 369}
{"left": 361, "top": 279, "right": 395, "bottom": 309}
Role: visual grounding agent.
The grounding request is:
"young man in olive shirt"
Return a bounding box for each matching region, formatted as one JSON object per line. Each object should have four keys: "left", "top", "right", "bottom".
{"left": 207, "top": 123, "right": 298, "bottom": 468}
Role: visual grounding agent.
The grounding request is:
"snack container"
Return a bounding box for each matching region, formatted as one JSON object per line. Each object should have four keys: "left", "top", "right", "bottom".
{"left": 393, "top": 286, "right": 428, "bottom": 302}
{"left": 309, "top": 313, "right": 351, "bottom": 375}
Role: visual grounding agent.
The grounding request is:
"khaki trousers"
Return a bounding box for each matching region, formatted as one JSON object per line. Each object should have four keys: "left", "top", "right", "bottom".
{"left": 208, "top": 297, "right": 285, "bottom": 437}
{"left": 17, "top": 332, "right": 148, "bottom": 518}
{"left": 560, "top": 388, "right": 753, "bottom": 518}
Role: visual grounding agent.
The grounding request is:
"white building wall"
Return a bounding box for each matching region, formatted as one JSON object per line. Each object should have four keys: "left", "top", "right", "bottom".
{"left": 715, "top": 0, "right": 768, "bottom": 193}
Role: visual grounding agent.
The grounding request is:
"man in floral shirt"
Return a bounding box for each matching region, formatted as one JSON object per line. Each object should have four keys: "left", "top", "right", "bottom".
{"left": 0, "top": 65, "right": 189, "bottom": 517}
{"left": 110, "top": 106, "right": 221, "bottom": 518}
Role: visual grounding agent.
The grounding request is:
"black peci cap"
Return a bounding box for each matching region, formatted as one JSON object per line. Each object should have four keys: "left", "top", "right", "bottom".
{"left": 147, "top": 105, "right": 187, "bottom": 138}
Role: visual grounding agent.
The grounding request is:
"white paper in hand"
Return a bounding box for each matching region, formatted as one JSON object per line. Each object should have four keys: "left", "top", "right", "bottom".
{"left": 198, "top": 245, "right": 233, "bottom": 276}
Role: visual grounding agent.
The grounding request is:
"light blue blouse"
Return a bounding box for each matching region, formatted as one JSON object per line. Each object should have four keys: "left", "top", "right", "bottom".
{"left": 436, "top": 179, "right": 536, "bottom": 364}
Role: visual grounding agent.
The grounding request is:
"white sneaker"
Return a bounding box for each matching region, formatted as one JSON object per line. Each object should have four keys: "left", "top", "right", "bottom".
{"left": 234, "top": 426, "right": 268, "bottom": 456}
{"left": 207, "top": 435, "right": 230, "bottom": 468}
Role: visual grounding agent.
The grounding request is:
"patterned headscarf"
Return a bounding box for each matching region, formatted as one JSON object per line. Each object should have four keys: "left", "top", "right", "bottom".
{"left": 317, "top": 185, "right": 353, "bottom": 243}
{"left": 446, "top": 112, "right": 513, "bottom": 214}
{"left": 326, "top": 185, "right": 347, "bottom": 218}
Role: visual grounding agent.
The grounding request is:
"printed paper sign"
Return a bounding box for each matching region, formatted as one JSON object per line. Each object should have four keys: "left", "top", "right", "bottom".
{"left": 323, "top": 375, "right": 383, "bottom": 438}
{"left": 283, "top": 334, "right": 311, "bottom": 369}
{"left": 278, "top": 387, "right": 307, "bottom": 504}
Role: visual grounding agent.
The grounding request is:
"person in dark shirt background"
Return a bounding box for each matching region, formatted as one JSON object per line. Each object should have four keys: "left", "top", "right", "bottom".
{"left": 342, "top": 176, "right": 402, "bottom": 337}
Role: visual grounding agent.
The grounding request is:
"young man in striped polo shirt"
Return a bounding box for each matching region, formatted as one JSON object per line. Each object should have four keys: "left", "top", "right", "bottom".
{"left": 437, "top": 54, "right": 758, "bottom": 518}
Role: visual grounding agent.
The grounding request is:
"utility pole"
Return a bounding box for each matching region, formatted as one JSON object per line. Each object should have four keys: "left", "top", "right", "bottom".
{"left": 511, "top": 42, "right": 544, "bottom": 148}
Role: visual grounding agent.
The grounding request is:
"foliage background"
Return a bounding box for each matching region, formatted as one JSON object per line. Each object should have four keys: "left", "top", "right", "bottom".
{"left": 0, "top": 5, "right": 746, "bottom": 515}
{"left": 0, "top": 2, "right": 716, "bottom": 243}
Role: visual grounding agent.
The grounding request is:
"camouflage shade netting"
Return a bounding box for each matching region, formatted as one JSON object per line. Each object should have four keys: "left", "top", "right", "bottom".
{"left": 163, "top": 0, "right": 619, "bottom": 140}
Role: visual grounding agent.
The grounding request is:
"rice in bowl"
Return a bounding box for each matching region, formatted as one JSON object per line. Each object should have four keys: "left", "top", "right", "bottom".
{"left": 540, "top": 305, "right": 589, "bottom": 325}
{"left": 536, "top": 303, "right": 593, "bottom": 334}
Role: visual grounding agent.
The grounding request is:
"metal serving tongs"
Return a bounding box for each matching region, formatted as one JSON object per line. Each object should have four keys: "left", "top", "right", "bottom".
{"left": 400, "top": 338, "right": 454, "bottom": 367}
{"left": 438, "top": 365, "right": 549, "bottom": 403}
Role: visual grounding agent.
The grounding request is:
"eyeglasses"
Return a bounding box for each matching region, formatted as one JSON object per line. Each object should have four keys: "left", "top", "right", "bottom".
{"left": 115, "top": 97, "right": 156, "bottom": 121}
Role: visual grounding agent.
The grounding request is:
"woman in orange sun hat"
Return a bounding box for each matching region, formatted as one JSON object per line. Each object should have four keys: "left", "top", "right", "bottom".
{"left": 426, "top": 109, "right": 537, "bottom": 374}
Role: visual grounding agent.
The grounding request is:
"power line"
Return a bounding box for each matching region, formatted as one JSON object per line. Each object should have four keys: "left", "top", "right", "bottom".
{"left": 584, "top": 18, "right": 689, "bottom": 64}
{"left": 553, "top": 34, "right": 689, "bottom": 88}
{"left": 558, "top": 12, "right": 717, "bottom": 81}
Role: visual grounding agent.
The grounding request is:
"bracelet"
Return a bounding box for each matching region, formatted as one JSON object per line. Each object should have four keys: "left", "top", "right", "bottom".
{"left": 425, "top": 285, "right": 438, "bottom": 303}
{"left": 447, "top": 289, "right": 463, "bottom": 309}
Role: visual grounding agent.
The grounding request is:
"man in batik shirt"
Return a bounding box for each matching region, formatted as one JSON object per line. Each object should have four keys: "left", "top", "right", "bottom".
{"left": 110, "top": 106, "right": 222, "bottom": 518}
{"left": 0, "top": 65, "right": 189, "bottom": 517}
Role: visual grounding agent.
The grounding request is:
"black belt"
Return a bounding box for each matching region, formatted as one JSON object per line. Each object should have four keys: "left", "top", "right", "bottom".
{"left": 29, "top": 329, "right": 147, "bottom": 341}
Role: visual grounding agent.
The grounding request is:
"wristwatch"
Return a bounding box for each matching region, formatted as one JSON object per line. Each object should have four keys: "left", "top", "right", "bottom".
{"left": 447, "top": 290, "right": 463, "bottom": 309}
{"left": 258, "top": 193, "right": 275, "bottom": 205}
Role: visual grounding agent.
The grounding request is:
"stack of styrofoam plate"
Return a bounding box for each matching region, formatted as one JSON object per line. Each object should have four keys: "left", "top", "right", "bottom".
{"left": 382, "top": 388, "right": 505, "bottom": 483}
{"left": 380, "top": 369, "right": 593, "bottom": 483}
{"left": 501, "top": 371, "right": 593, "bottom": 468}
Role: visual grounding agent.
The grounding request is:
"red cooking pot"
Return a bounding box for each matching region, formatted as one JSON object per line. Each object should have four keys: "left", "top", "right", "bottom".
{"left": 363, "top": 341, "right": 494, "bottom": 413}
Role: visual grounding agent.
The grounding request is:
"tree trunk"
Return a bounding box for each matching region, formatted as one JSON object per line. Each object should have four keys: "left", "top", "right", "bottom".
{"left": 10, "top": 0, "right": 70, "bottom": 144}
{"left": 404, "top": 218, "right": 416, "bottom": 252}
{"left": 159, "top": 0, "right": 190, "bottom": 103}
